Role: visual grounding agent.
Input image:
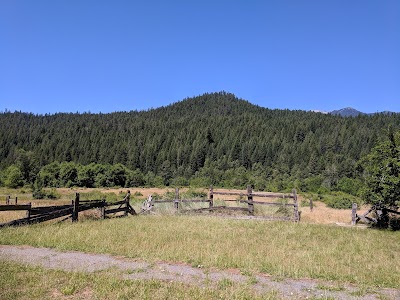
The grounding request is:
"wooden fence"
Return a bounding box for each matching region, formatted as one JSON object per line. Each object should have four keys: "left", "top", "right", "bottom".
{"left": 0, "top": 191, "right": 136, "bottom": 228}
{"left": 351, "top": 202, "right": 400, "bottom": 226}
{"left": 5, "top": 196, "right": 17, "bottom": 205}
{"left": 149, "top": 186, "right": 300, "bottom": 222}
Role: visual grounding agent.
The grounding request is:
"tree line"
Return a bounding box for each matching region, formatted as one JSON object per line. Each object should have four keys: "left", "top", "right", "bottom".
{"left": 1, "top": 92, "right": 400, "bottom": 196}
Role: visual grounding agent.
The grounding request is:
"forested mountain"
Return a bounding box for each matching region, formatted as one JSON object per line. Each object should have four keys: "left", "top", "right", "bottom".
{"left": 330, "top": 107, "right": 365, "bottom": 117}
{"left": 329, "top": 107, "right": 396, "bottom": 117}
{"left": 1, "top": 92, "right": 400, "bottom": 192}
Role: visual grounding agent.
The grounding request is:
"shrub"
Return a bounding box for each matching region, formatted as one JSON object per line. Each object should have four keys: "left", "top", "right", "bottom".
{"left": 336, "top": 177, "right": 362, "bottom": 196}
{"left": 325, "top": 196, "right": 353, "bottom": 209}
{"left": 32, "top": 188, "right": 60, "bottom": 200}
{"left": 45, "top": 188, "right": 60, "bottom": 199}
{"left": 4, "top": 165, "right": 24, "bottom": 188}
{"left": 323, "top": 192, "right": 360, "bottom": 209}
{"left": 183, "top": 189, "right": 207, "bottom": 199}
{"left": 302, "top": 176, "right": 323, "bottom": 192}
{"left": 32, "top": 189, "right": 46, "bottom": 199}
{"left": 171, "top": 176, "right": 189, "bottom": 187}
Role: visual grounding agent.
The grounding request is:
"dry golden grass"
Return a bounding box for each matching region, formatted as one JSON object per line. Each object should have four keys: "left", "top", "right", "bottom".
{"left": 56, "top": 187, "right": 170, "bottom": 198}
{"left": 0, "top": 197, "right": 72, "bottom": 223}
{"left": 300, "top": 200, "right": 369, "bottom": 225}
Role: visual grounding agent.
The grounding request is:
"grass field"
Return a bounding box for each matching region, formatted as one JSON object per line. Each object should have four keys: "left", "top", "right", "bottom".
{"left": 1, "top": 187, "right": 398, "bottom": 300}
{"left": 0, "top": 260, "right": 277, "bottom": 300}
{"left": 0, "top": 215, "right": 399, "bottom": 289}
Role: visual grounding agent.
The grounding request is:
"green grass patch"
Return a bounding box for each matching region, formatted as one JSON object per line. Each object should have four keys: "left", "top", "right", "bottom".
{"left": 0, "top": 260, "right": 278, "bottom": 300}
{"left": 0, "top": 216, "right": 399, "bottom": 288}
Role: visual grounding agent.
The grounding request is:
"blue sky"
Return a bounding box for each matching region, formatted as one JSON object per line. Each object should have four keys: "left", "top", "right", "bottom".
{"left": 1, "top": 0, "right": 399, "bottom": 114}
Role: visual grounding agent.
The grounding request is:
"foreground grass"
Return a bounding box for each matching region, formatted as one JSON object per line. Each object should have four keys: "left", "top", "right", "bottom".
{"left": 0, "top": 260, "right": 277, "bottom": 300}
{"left": 0, "top": 216, "right": 399, "bottom": 289}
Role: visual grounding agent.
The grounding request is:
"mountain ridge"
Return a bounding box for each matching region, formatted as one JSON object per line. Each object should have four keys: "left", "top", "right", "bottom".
{"left": 330, "top": 107, "right": 365, "bottom": 117}
{"left": 1, "top": 92, "right": 396, "bottom": 118}
{"left": 311, "top": 107, "right": 397, "bottom": 117}
{"left": 1, "top": 92, "right": 400, "bottom": 191}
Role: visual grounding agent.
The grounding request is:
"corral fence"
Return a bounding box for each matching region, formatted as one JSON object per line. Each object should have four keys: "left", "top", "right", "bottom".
{"left": 146, "top": 186, "right": 300, "bottom": 222}
{"left": 0, "top": 191, "right": 136, "bottom": 228}
{"left": 5, "top": 196, "right": 18, "bottom": 205}
{"left": 351, "top": 202, "right": 400, "bottom": 227}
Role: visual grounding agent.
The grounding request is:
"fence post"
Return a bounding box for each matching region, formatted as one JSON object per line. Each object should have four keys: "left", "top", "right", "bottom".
{"left": 6, "top": 196, "right": 9, "bottom": 205}
{"left": 310, "top": 198, "right": 313, "bottom": 212}
{"left": 72, "top": 193, "right": 79, "bottom": 222}
{"left": 351, "top": 203, "right": 357, "bottom": 225}
{"left": 26, "top": 202, "right": 31, "bottom": 221}
{"left": 247, "top": 185, "right": 254, "bottom": 215}
{"left": 125, "top": 190, "right": 130, "bottom": 217}
{"left": 15, "top": 197, "right": 17, "bottom": 205}
{"left": 174, "top": 188, "right": 179, "bottom": 212}
{"left": 101, "top": 199, "right": 106, "bottom": 219}
{"left": 209, "top": 186, "right": 214, "bottom": 209}
{"left": 293, "top": 189, "right": 299, "bottom": 222}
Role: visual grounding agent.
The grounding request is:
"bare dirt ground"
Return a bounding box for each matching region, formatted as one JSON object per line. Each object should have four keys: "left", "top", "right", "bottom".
{"left": 0, "top": 245, "right": 398, "bottom": 300}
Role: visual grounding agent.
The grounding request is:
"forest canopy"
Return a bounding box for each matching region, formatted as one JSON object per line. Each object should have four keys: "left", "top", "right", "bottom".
{"left": 1, "top": 92, "right": 400, "bottom": 195}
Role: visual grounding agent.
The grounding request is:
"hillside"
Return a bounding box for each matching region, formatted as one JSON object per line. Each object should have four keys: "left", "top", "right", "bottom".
{"left": 1, "top": 92, "right": 400, "bottom": 191}
{"left": 329, "top": 107, "right": 397, "bottom": 117}
{"left": 330, "top": 107, "right": 365, "bottom": 117}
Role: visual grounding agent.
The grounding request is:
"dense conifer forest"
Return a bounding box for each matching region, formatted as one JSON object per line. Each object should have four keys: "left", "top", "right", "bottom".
{"left": 1, "top": 92, "right": 400, "bottom": 194}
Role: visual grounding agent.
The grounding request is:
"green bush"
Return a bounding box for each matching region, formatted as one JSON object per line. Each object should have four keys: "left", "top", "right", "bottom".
{"left": 162, "top": 191, "right": 176, "bottom": 200}
{"left": 45, "top": 188, "right": 60, "bottom": 199}
{"left": 4, "top": 165, "right": 24, "bottom": 188}
{"left": 302, "top": 176, "right": 323, "bottom": 192}
{"left": 323, "top": 192, "right": 360, "bottom": 209}
{"left": 183, "top": 189, "right": 207, "bottom": 199}
{"left": 189, "top": 177, "right": 211, "bottom": 188}
{"left": 32, "top": 188, "right": 60, "bottom": 200}
{"left": 336, "top": 177, "right": 362, "bottom": 196}
{"left": 171, "top": 176, "right": 189, "bottom": 187}
{"left": 32, "top": 189, "right": 45, "bottom": 199}
{"left": 325, "top": 196, "right": 353, "bottom": 209}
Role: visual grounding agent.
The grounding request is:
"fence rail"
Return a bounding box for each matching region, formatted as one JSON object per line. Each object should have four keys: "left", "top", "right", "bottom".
{"left": 2, "top": 186, "right": 301, "bottom": 226}
{"left": 0, "top": 191, "right": 136, "bottom": 228}
{"left": 148, "top": 186, "right": 300, "bottom": 222}
{"left": 0, "top": 204, "right": 31, "bottom": 211}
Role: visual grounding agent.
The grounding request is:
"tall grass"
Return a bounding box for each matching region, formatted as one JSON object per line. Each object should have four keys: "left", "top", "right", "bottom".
{"left": 0, "top": 216, "right": 399, "bottom": 288}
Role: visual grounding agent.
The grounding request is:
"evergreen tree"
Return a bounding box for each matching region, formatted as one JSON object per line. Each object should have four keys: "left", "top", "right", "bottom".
{"left": 359, "top": 130, "right": 400, "bottom": 207}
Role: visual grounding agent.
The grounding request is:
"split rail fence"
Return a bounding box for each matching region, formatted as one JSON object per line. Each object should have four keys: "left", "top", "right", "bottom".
{"left": 149, "top": 186, "right": 300, "bottom": 222}
{"left": 0, "top": 191, "right": 135, "bottom": 228}
{"left": 351, "top": 202, "right": 400, "bottom": 226}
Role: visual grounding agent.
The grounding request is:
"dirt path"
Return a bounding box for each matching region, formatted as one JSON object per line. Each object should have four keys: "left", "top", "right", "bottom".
{"left": 0, "top": 245, "right": 398, "bottom": 300}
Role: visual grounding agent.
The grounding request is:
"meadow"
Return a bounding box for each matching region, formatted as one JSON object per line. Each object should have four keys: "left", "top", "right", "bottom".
{"left": 0, "top": 187, "right": 399, "bottom": 299}
{"left": 0, "top": 259, "right": 279, "bottom": 300}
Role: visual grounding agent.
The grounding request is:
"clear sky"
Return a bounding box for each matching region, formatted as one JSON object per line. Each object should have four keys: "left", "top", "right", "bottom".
{"left": 1, "top": 0, "right": 399, "bottom": 114}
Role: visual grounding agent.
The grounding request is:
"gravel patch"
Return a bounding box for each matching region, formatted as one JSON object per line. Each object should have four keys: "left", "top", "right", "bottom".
{"left": 1, "top": 245, "right": 398, "bottom": 299}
